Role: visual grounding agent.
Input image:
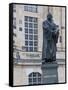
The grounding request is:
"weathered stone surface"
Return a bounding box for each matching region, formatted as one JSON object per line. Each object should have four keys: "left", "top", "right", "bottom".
{"left": 41, "top": 62, "right": 58, "bottom": 84}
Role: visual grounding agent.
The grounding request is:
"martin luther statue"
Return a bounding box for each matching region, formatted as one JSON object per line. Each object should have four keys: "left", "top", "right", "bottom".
{"left": 42, "top": 13, "right": 59, "bottom": 63}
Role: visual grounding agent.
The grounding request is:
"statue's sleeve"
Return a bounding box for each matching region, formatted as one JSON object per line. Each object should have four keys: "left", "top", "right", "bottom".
{"left": 56, "top": 30, "right": 59, "bottom": 43}
{"left": 43, "top": 21, "right": 54, "bottom": 33}
{"left": 43, "top": 21, "right": 49, "bottom": 30}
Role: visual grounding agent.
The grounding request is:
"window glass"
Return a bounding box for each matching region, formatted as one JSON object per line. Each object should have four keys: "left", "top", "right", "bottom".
{"left": 29, "top": 72, "right": 42, "bottom": 85}
{"left": 19, "top": 27, "right": 22, "bottom": 31}
{"left": 24, "top": 16, "right": 38, "bottom": 52}
{"left": 24, "top": 5, "right": 38, "bottom": 13}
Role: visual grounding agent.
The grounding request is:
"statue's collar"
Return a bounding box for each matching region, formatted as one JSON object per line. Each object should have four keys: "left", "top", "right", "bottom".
{"left": 47, "top": 19, "right": 53, "bottom": 23}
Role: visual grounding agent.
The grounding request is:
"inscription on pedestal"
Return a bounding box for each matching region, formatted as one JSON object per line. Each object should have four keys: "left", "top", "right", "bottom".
{"left": 41, "top": 62, "right": 58, "bottom": 84}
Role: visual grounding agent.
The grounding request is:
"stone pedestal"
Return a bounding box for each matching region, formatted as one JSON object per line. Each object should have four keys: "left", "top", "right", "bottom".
{"left": 41, "top": 62, "right": 58, "bottom": 84}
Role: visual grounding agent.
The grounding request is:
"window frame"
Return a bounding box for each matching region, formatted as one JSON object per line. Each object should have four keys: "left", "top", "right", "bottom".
{"left": 24, "top": 5, "right": 38, "bottom": 13}
{"left": 24, "top": 16, "right": 38, "bottom": 52}
{"left": 29, "top": 72, "right": 42, "bottom": 85}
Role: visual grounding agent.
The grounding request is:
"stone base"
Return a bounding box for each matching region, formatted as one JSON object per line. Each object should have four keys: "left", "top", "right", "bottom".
{"left": 41, "top": 62, "right": 58, "bottom": 84}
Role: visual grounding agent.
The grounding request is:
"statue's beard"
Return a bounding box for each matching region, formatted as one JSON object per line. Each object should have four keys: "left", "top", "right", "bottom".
{"left": 47, "top": 18, "right": 52, "bottom": 22}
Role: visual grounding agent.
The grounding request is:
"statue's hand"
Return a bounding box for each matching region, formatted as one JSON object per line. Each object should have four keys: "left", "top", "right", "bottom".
{"left": 55, "top": 29, "right": 59, "bottom": 34}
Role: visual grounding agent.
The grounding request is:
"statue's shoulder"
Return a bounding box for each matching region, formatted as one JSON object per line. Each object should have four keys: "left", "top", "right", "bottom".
{"left": 43, "top": 20, "right": 47, "bottom": 23}
{"left": 43, "top": 20, "right": 48, "bottom": 25}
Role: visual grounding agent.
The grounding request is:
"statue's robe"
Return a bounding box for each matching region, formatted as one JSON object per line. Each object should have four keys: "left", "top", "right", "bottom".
{"left": 42, "top": 20, "right": 59, "bottom": 62}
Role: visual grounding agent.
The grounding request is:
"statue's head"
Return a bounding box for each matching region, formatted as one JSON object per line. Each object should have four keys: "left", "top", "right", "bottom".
{"left": 47, "top": 13, "right": 53, "bottom": 21}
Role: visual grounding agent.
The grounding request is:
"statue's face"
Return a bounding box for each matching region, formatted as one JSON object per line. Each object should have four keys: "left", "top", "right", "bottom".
{"left": 47, "top": 13, "right": 53, "bottom": 21}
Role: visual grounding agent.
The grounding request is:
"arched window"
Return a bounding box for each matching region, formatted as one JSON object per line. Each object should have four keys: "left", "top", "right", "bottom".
{"left": 29, "top": 72, "right": 42, "bottom": 85}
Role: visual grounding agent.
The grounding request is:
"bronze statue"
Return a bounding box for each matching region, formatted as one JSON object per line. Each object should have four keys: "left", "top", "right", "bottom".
{"left": 42, "top": 13, "right": 59, "bottom": 63}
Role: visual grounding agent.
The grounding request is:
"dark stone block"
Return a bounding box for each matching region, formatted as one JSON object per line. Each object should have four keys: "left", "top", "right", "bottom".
{"left": 41, "top": 62, "right": 58, "bottom": 84}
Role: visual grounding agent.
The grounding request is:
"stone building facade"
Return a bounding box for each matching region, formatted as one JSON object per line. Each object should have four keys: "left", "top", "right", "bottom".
{"left": 13, "top": 4, "right": 66, "bottom": 86}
